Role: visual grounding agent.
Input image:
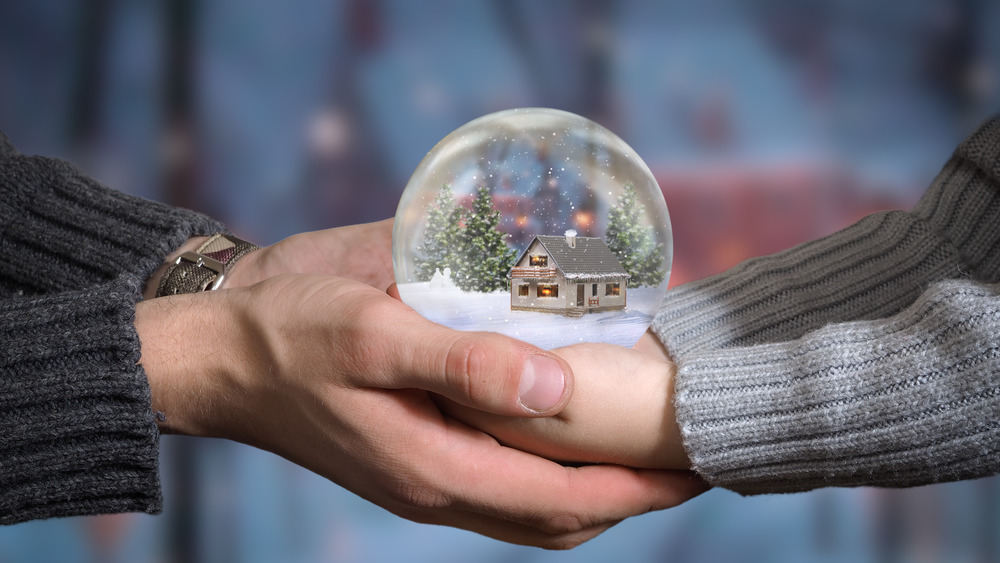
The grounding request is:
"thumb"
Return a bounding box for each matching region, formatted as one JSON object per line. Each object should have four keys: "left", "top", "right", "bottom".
{"left": 385, "top": 323, "right": 574, "bottom": 417}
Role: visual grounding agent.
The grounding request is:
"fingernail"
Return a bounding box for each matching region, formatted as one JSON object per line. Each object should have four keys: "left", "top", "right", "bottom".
{"left": 518, "top": 355, "right": 566, "bottom": 413}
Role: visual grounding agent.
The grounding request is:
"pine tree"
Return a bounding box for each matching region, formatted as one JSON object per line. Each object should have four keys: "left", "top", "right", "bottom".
{"left": 414, "top": 184, "right": 461, "bottom": 281}
{"left": 451, "top": 186, "right": 516, "bottom": 292}
{"left": 605, "top": 184, "right": 665, "bottom": 288}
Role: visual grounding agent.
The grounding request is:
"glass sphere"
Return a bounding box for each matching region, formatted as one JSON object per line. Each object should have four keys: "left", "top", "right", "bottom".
{"left": 392, "top": 108, "right": 671, "bottom": 349}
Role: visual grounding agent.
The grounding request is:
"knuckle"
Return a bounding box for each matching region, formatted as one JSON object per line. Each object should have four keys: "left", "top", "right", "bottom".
{"left": 536, "top": 513, "right": 587, "bottom": 536}
{"left": 353, "top": 296, "right": 398, "bottom": 331}
{"left": 443, "top": 335, "right": 497, "bottom": 403}
{"left": 539, "top": 535, "right": 588, "bottom": 551}
{"left": 386, "top": 480, "right": 451, "bottom": 514}
{"left": 534, "top": 514, "right": 614, "bottom": 550}
{"left": 341, "top": 298, "right": 401, "bottom": 366}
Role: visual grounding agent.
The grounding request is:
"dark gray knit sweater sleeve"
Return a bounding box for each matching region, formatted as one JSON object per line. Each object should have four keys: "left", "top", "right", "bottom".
{"left": 0, "top": 133, "right": 223, "bottom": 295}
{"left": 0, "top": 132, "right": 226, "bottom": 523}
{"left": 1, "top": 276, "right": 163, "bottom": 523}
{"left": 653, "top": 116, "right": 1000, "bottom": 494}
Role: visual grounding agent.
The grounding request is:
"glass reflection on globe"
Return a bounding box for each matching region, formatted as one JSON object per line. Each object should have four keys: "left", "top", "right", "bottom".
{"left": 392, "top": 108, "right": 671, "bottom": 349}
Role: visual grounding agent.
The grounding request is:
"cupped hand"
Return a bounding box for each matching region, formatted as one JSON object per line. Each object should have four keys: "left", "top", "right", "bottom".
{"left": 136, "top": 275, "right": 705, "bottom": 549}
{"left": 437, "top": 331, "right": 693, "bottom": 470}
{"left": 142, "top": 220, "right": 395, "bottom": 300}
{"left": 228, "top": 219, "right": 395, "bottom": 290}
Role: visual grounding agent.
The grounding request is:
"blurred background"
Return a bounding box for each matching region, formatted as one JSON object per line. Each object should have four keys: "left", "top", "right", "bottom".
{"left": 2, "top": 0, "right": 999, "bottom": 561}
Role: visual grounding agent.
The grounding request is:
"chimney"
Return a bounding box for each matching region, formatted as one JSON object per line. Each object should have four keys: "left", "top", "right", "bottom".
{"left": 565, "top": 229, "right": 577, "bottom": 248}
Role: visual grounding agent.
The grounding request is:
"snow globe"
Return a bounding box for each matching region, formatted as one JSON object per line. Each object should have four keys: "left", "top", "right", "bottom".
{"left": 392, "top": 108, "right": 671, "bottom": 349}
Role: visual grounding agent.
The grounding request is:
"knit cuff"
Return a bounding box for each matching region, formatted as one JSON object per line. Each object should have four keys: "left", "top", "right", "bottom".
{"left": 0, "top": 131, "right": 16, "bottom": 162}
{"left": 0, "top": 152, "right": 224, "bottom": 295}
{"left": 673, "top": 279, "right": 1000, "bottom": 495}
{"left": 653, "top": 116, "right": 1000, "bottom": 358}
{"left": 657, "top": 115, "right": 1000, "bottom": 494}
{"left": 653, "top": 209, "right": 964, "bottom": 357}
{"left": 913, "top": 115, "right": 1000, "bottom": 283}
{"left": 0, "top": 275, "right": 162, "bottom": 524}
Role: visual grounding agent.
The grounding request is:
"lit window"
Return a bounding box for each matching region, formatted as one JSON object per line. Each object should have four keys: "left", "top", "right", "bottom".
{"left": 605, "top": 283, "right": 620, "bottom": 296}
{"left": 529, "top": 255, "right": 548, "bottom": 267}
{"left": 518, "top": 284, "right": 529, "bottom": 297}
{"left": 537, "top": 284, "right": 559, "bottom": 298}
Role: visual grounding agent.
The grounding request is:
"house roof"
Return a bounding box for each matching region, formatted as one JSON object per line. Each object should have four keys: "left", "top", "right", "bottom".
{"left": 516, "top": 235, "right": 629, "bottom": 280}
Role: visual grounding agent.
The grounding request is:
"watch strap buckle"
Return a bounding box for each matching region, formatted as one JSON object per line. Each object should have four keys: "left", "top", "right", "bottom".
{"left": 155, "top": 234, "right": 259, "bottom": 297}
{"left": 176, "top": 251, "right": 227, "bottom": 291}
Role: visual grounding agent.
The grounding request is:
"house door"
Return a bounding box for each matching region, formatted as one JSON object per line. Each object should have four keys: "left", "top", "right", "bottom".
{"left": 577, "top": 284, "right": 585, "bottom": 307}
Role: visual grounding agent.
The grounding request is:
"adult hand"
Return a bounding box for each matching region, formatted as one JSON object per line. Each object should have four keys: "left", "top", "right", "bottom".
{"left": 143, "top": 219, "right": 394, "bottom": 300}
{"left": 229, "top": 219, "right": 395, "bottom": 290}
{"left": 437, "top": 331, "right": 694, "bottom": 470}
{"left": 136, "top": 275, "right": 706, "bottom": 549}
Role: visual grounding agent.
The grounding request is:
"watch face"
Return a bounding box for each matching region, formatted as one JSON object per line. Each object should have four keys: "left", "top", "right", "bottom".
{"left": 392, "top": 108, "right": 672, "bottom": 350}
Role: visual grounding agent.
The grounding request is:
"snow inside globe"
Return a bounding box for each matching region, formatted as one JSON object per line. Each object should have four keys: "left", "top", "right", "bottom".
{"left": 392, "top": 107, "right": 671, "bottom": 349}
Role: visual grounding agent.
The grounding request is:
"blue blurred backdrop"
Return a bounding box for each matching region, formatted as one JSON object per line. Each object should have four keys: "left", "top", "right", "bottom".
{"left": 2, "top": 1, "right": 1000, "bottom": 561}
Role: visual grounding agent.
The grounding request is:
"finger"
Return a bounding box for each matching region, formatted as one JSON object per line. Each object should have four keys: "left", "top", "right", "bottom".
{"left": 428, "top": 426, "right": 709, "bottom": 534}
{"left": 386, "top": 282, "right": 401, "bottom": 300}
{"left": 406, "top": 507, "right": 622, "bottom": 550}
{"left": 381, "top": 322, "right": 575, "bottom": 417}
{"left": 454, "top": 455, "right": 710, "bottom": 532}
{"left": 384, "top": 426, "right": 707, "bottom": 549}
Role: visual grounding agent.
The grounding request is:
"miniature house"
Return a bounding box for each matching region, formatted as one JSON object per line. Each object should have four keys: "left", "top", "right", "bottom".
{"left": 509, "top": 230, "right": 630, "bottom": 316}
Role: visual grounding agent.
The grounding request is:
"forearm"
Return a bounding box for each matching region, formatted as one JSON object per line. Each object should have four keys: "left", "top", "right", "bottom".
{"left": 0, "top": 134, "right": 223, "bottom": 296}
{"left": 135, "top": 287, "right": 255, "bottom": 440}
{"left": 674, "top": 279, "right": 1000, "bottom": 494}
{"left": 0, "top": 131, "right": 231, "bottom": 524}
{"left": 654, "top": 209, "right": 961, "bottom": 356}
{"left": 655, "top": 117, "right": 1000, "bottom": 359}
{"left": 657, "top": 116, "right": 1000, "bottom": 494}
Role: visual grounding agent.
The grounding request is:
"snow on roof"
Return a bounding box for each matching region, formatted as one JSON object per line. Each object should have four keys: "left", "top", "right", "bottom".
{"left": 522, "top": 235, "right": 629, "bottom": 278}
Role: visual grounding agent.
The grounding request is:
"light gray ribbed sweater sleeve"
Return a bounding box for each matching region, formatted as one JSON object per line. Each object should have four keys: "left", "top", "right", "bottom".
{"left": 653, "top": 116, "right": 1000, "bottom": 494}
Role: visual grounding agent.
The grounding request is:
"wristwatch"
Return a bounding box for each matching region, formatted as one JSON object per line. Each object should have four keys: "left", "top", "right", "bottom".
{"left": 155, "top": 233, "right": 259, "bottom": 297}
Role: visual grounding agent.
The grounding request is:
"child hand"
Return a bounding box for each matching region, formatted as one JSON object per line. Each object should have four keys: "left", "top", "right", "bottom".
{"left": 438, "top": 331, "right": 691, "bottom": 470}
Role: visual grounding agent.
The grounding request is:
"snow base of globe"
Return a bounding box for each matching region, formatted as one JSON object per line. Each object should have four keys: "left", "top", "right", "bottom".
{"left": 397, "top": 277, "right": 668, "bottom": 350}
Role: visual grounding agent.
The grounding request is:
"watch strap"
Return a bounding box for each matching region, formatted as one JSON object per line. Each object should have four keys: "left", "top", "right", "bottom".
{"left": 155, "top": 233, "right": 259, "bottom": 297}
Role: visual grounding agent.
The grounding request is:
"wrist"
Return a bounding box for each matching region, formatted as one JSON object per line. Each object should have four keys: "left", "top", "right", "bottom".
{"left": 136, "top": 289, "right": 247, "bottom": 437}
{"left": 146, "top": 234, "right": 260, "bottom": 299}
